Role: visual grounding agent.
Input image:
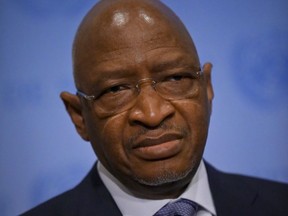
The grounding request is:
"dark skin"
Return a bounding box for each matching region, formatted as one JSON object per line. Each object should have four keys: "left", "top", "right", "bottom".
{"left": 61, "top": 0, "right": 214, "bottom": 199}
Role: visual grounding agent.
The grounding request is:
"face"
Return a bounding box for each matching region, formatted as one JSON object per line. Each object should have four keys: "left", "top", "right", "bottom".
{"left": 62, "top": 3, "right": 213, "bottom": 198}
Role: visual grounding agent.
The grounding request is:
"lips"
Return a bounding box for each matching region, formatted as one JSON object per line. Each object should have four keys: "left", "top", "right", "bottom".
{"left": 131, "top": 133, "right": 184, "bottom": 160}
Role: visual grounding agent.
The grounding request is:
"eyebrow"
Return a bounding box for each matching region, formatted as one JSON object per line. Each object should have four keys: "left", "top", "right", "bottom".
{"left": 89, "top": 67, "right": 136, "bottom": 86}
{"left": 150, "top": 54, "right": 200, "bottom": 72}
{"left": 88, "top": 55, "right": 136, "bottom": 82}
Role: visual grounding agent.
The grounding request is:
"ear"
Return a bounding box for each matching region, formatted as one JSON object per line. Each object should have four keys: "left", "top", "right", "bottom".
{"left": 60, "top": 91, "right": 90, "bottom": 141}
{"left": 202, "top": 62, "right": 214, "bottom": 115}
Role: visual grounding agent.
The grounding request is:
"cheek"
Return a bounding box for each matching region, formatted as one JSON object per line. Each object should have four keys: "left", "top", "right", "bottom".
{"left": 173, "top": 99, "right": 210, "bottom": 152}
{"left": 89, "top": 113, "right": 131, "bottom": 170}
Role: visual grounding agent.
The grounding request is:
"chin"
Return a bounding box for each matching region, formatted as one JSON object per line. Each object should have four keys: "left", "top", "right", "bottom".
{"left": 132, "top": 162, "right": 195, "bottom": 187}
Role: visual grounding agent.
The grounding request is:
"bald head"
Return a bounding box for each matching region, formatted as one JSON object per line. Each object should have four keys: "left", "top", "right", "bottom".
{"left": 72, "top": 0, "right": 199, "bottom": 89}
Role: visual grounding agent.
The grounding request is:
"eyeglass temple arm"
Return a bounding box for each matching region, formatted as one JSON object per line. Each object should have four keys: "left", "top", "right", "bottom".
{"left": 76, "top": 90, "right": 96, "bottom": 100}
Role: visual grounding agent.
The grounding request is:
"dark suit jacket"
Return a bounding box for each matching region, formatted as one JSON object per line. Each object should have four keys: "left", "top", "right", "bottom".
{"left": 22, "top": 161, "right": 288, "bottom": 216}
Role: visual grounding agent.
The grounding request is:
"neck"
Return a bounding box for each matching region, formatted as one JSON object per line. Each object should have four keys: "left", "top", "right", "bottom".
{"left": 125, "top": 173, "right": 194, "bottom": 199}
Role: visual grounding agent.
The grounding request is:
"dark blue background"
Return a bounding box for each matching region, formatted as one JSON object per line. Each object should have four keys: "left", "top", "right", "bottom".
{"left": 0, "top": 0, "right": 287, "bottom": 215}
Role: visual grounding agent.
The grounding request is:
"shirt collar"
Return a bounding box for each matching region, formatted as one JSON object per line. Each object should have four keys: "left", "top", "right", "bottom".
{"left": 97, "top": 160, "right": 216, "bottom": 216}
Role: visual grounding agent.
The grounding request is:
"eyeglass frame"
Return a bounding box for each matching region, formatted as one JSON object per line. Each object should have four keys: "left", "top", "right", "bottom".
{"left": 76, "top": 70, "right": 203, "bottom": 116}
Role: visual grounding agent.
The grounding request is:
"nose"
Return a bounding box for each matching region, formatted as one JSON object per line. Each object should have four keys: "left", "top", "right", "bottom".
{"left": 128, "top": 84, "right": 175, "bottom": 128}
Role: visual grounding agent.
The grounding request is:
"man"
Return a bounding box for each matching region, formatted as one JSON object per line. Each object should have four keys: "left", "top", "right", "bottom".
{"left": 22, "top": 0, "right": 288, "bottom": 215}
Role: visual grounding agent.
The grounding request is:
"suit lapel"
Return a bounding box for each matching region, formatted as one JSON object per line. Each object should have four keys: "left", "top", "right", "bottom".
{"left": 74, "top": 162, "right": 123, "bottom": 216}
{"left": 205, "top": 162, "right": 258, "bottom": 216}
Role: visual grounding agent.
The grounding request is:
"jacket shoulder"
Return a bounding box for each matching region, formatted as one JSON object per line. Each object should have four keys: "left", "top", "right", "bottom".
{"left": 21, "top": 188, "right": 76, "bottom": 216}
{"left": 21, "top": 163, "right": 121, "bottom": 216}
{"left": 205, "top": 162, "right": 288, "bottom": 216}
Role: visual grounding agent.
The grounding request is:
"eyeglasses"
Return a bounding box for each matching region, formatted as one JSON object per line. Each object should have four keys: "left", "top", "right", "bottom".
{"left": 77, "top": 70, "right": 203, "bottom": 117}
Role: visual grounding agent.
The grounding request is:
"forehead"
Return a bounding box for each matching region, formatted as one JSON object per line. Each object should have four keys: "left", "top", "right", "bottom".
{"left": 95, "top": 47, "right": 198, "bottom": 74}
{"left": 74, "top": 3, "right": 199, "bottom": 86}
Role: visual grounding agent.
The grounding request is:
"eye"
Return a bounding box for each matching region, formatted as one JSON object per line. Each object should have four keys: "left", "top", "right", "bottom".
{"left": 99, "top": 84, "right": 131, "bottom": 97}
{"left": 167, "top": 75, "right": 185, "bottom": 81}
{"left": 164, "top": 73, "right": 193, "bottom": 82}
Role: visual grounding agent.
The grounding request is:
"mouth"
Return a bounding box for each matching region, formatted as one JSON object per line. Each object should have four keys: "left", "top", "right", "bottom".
{"left": 132, "top": 133, "right": 184, "bottom": 160}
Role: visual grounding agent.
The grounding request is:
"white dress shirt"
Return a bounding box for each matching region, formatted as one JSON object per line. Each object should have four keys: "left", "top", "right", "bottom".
{"left": 97, "top": 160, "right": 217, "bottom": 216}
